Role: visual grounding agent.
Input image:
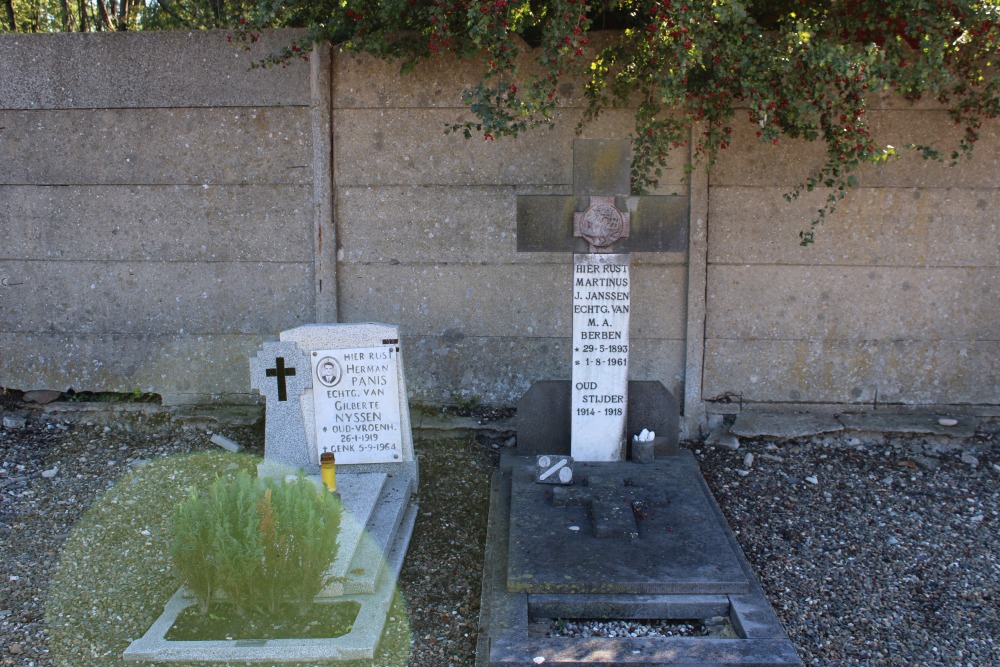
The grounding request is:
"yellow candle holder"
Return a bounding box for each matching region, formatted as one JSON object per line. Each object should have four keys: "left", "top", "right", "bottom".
{"left": 320, "top": 451, "right": 337, "bottom": 493}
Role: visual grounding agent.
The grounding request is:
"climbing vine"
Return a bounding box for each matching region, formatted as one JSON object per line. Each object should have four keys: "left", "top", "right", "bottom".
{"left": 233, "top": 1, "right": 1000, "bottom": 244}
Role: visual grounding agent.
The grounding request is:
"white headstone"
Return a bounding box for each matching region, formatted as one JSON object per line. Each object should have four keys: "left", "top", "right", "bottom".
{"left": 250, "top": 323, "right": 414, "bottom": 475}
{"left": 571, "top": 253, "right": 630, "bottom": 461}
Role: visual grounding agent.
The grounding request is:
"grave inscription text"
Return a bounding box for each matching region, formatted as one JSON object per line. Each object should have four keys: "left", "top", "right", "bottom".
{"left": 311, "top": 344, "right": 403, "bottom": 464}
{"left": 571, "top": 253, "right": 631, "bottom": 461}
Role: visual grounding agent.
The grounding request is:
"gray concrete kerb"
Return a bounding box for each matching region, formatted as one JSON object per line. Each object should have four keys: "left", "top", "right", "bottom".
{"left": 729, "top": 411, "right": 979, "bottom": 440}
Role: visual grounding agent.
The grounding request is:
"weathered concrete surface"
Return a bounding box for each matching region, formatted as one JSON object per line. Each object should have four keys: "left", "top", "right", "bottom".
{"left": 0, "top": 333, "right": 265, "bottom": 402}
{"left": 2, "top": 30, "right": 998, "bottom": 418}
{"left": 1, "top": 185, "right": 313, "bottom": 261}
{"left": 707, "top": 265, "right": 998, "bottom": 340}
{"left": 731, "top": 412, "right": 844, "bottom": 439}
{"left": 0, "top": 30, "right": 313, "bottom": 110}
{"left": 726, "top": 411, "right": 979, "bottom": 440}
{"left": 0, "top": 31, "right": 327, "bottom": 404}
{"left": 704, "top": 103, "right": 1000, "bottom": 413}
{"left": 711, "top": 110, "right": 1000, "bottom": 188}
{"left": 400, "top": 336, "right": 686, "bottom": 406}
{"left": 703, "top": 338, "right": 1000, "bottom": 405}
{"left": 0, "top": 260, "right": 313, "bottom": 334}
{"left": 709, "top": 187, "right": 1000, "bottom": 267}
{"left": 0, "top": 108, "right": 314, "bottom": 185}
{"left": 338, "top": 264, "right": 686, "bottom": 338}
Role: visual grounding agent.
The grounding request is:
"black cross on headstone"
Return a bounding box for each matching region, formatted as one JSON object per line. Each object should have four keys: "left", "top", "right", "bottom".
{"left": 551, "top": 473, "right": 671, "bottom": 539}
{"left": 265, "top": 357, "right": 296, "bottom": 402}
{"left": 516, "top": 139, "right": 688, "bottom": 253}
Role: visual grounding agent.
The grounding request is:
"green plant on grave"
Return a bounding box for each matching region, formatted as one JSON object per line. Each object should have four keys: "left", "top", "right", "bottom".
{"left": 170, "top": 471, "right": 342, "bottom": 618}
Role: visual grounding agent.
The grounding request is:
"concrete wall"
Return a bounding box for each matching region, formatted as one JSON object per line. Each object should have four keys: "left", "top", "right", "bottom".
{"left": 704, "top": 103, "right": 1000, "bottom": 412}
{"left": 328, "top": 49, "right": 689, "bottom": 407}
{"left": 1, "top": 30, "right": 997, "bottom": 425}
{"left": 0, "top": 30, "right": 330, "bottom": 403}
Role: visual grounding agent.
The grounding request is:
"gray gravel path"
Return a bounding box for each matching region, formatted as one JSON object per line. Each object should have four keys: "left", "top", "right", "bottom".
{"left": 1, "top": 404, "right": 997, "bottom": 666}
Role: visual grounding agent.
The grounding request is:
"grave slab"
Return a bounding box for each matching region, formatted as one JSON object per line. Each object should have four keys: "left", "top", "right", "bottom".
{"left": 507, "top": 455, "right": 748, "bottom": 595}
{"left": 477, "top": 451, "right": 803, "bottom": 667}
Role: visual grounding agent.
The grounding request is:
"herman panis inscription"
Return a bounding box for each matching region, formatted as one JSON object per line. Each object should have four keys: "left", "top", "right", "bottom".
{"left": 311, "top": 345, "right": 403, "bottom": 464}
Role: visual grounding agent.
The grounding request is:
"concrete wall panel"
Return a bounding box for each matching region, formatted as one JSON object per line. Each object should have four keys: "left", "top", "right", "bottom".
{"left": 401, "top": 334, "right": 684, "bottom": 405}
{"left": 333, "top": 107, "right": 645, "bottom": 187}
{"left": 706, "top": 265, "right": 999, "bottom": 341}
{"left": 337, "top": 263, "right": 686, "bottom": 339}
{"left": 709, "top": 186, "right": 1000, "bottom": 267}
{"left": 703, "top": 338, "right": 999, "bottom": 406}
{"left": 337, "top": 186, "right": 688, "bottom": 266}
{"left": 0, "top": 185, "right": 312, "bottom": 262}
{"left": 0, "top": 261, "right": 314, "bottom": 335}
{"left": 0, "top": 30, "right": 312, "bottom": 110}
{"left": 0, "top": 108, "right": 313, "bottom": 185}
{"left": 0, "top": 332, "right": 264, "bottom": 401}
{"left": 337, "top": 186, "right": 521, "bottom": 264}
{"left": 710, "top": 110, "right": 1000, "bottom": 189}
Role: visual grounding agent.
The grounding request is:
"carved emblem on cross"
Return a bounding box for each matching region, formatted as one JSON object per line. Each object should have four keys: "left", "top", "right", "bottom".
{"left": 573, "top": 195, "right": 630, "bottom": 252}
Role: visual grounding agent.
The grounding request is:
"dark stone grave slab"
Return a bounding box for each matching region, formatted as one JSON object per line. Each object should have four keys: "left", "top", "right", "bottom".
{"left": 507, "top": 456, "right": 747, "bottom": 595}
{"left": 477, "top": 451, "right": 803, "bottom": 667}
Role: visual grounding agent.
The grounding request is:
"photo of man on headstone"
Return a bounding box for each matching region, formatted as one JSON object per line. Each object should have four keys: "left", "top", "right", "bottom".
{"left": 317, "top": 357, "right": 342, "bottom": 387}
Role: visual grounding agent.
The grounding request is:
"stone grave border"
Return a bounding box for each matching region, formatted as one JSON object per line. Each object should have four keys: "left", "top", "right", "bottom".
{"left": 124, "top": 493, "right": 417, "bottom": 663}
{"left": 476, "top": 451, "right": 802, "bottom": 667}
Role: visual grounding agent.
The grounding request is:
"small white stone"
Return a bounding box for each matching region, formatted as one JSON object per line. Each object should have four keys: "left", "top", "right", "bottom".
{"left": 140, "top": 529, "right": 151, "bottom": 536}
{"left": 639, "top": 428, "right": 650, "bottom": 441}
{"left": 568, "top": 525, "right": 580, "bottom": 531}
{"left": 937, "top": 417, "right": 958, "bottom": 427}
{"left": 210, "top": 434, "right": 242, "bottom": 452}
{"left": 805, "top": 476, "right": 819, "bottom": 485}
{"left": 41, "top": 466, "right": 59, "bottom": 478}
{"left": 533, "top": 657, "right": 546, "bottom": 664}
{"left": 743, "top": 452, "right": 755, "bottom": 468}
{"left": 737, "top": 469, "right": 749, "bottom": 477}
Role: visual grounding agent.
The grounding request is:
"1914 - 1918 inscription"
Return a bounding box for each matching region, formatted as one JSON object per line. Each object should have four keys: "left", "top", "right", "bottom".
{"left": 311, "top": 345, "right": 403, "bottom": 464}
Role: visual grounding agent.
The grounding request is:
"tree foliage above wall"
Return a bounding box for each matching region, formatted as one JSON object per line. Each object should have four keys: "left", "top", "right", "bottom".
{"left": 8, "top": 1, "right": 1000, "bottom": 243}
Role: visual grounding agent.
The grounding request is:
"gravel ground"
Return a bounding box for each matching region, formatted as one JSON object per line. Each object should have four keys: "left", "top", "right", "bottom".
{"left": 1, "top": 401, "right": 998, "bottom": 667}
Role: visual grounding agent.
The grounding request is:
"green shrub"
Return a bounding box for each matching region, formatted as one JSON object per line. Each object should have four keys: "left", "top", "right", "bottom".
{"left": 170, "top": 472, "right": 342, "bottom": 618}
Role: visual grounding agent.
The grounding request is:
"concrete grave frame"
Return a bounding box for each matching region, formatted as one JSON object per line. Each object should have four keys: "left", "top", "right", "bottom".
{"left": 125, "top": 323, "right": 418, "bottom": 664}
{"left": 476, "top": 453, "right": 803, "bottom": 667}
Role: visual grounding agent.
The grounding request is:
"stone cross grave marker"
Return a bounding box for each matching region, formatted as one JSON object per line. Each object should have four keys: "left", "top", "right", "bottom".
{"left": 250, "top": 322, "right": 415, "bottom": 475}
{"left": 517, "top": 139, "right": 687, "bottom": 461}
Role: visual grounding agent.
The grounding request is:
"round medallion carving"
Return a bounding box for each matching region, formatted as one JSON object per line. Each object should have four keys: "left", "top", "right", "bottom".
{"left": 578, "top": 202, "right": 626, "bottom": 248}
